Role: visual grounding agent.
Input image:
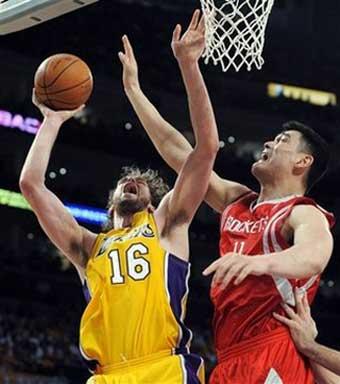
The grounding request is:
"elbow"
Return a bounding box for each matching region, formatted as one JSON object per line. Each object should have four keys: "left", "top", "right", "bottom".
{"left": 198, "top": 139, "right": 220, "bottom": 158}
{"left": 310, "top": 253, "right": 331, "bottom": 275}
{"left": 210, "top": 140, "right": 220, "bottom": 155}
{"left": 19, "top": 175, "right": 43, "bottom": 197}
{"left": 311, "top": 261, "right": 324, "bottom": 276}
{"left": 313, "top": 239, "right": 333, "bottom": 275}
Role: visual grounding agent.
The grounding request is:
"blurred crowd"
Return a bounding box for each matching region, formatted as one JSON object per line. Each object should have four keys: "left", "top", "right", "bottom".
{"left": 0, "top": 299, "right": 216, "bottom": 382}
{"left": 0, "top": 300, "right": 82, "bottom": 375}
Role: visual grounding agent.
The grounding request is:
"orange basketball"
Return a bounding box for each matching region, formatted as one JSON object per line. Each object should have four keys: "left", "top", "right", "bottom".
{"left": 34, "top": 53, "right": 93, "bottom": 111}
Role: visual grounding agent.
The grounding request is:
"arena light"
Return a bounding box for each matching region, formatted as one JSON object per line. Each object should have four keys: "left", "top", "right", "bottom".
{"left": 0, "top": 109, "right": 41, "bottom": 134}
{"left": 66, "top": 203, "right": 107, "bottom": 225}
{"left": 0, "top": 188, "right": 107, "bottom": 225}
{"left": 0, "top": 0, "right": 100, "bottom": 35}
{"left": 267, "top": 83, "right": 337, "bottom": 106}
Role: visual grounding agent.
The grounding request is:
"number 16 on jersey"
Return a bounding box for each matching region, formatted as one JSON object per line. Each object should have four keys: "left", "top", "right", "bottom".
{"left": 108, "top": 243, "right": 151, "bottom": 284}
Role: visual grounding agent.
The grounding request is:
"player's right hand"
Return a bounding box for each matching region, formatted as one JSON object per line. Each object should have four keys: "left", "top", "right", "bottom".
{"left": 32, "top": 89, "right": 85, "bottom": 123}
{"left": 171, "top": 9, "right": 206, "bottom": 65}
{"left": 118, "top": 35, "right": 140, "bottom": 93}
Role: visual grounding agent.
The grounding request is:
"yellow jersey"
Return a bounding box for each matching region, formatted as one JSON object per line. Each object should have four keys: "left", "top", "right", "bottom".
{"left": 79, "top": 209, "right": 196, "bottom": 373}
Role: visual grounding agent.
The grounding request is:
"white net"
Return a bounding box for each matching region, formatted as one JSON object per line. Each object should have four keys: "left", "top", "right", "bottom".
{"left": 200, "top": 0, "right": 275, "bottom": 72}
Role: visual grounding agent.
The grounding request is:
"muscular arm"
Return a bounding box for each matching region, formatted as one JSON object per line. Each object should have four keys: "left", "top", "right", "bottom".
{"left": 266, "top": 205, "right": 333, "bottom": 278}
{"left": 119, "top": 31, "right": 249, "bottom": 213}
{"left": 163, "top": 58, "right": 219, "bottom": 225}
{"left": 204, "top": 204, "right": 333, "bottom": 287}
{"left": 310, "top": 359, "right": 340, "bottom": 383}
{"left": 19, "top": 101, "right": 96, "bottom": 277}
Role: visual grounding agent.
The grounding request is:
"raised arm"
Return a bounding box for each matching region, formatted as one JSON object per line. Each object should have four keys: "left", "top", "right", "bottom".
{"left": 118, "top": 22, "right": 249, "bottom": 213}
{"left": 161, "top": 11, "right": 220, "bottom": 225}
{"left": 19, "top": 93, "right": 96, "bottom": 279}
{"left": 274, "top": 289, "right": 340, "bottom": 383}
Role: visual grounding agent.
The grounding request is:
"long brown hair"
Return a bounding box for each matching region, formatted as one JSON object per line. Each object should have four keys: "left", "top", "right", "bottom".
{"left": 102, "top": 166, "right": 170, "bottom": 232}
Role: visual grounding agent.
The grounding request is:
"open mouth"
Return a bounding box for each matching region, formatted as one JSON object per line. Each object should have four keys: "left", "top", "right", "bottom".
{"left": 260, "top": 152, "right": 269, "bottom": 161}
{"left": 123, "top": 182, "right": 138, "bottom": 195}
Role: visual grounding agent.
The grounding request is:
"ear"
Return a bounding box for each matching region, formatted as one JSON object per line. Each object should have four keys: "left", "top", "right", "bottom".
{"left": 294, "top": 153, "right": 314, "bottom": 175}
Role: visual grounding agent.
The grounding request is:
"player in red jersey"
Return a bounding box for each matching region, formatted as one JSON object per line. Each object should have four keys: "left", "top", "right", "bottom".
{"left": 202, "top": 147, "right": 334, "bottom": 383}
{"left": 120, "top": 9, "right": 335, "bottom": 383}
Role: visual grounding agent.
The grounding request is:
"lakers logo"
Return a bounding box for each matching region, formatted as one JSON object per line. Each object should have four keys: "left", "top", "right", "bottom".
{"left": 97, "top": 224, "right": 155, "bottom": 256}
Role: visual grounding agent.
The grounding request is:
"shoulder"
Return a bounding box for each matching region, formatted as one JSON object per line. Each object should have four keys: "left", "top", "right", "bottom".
{"left": 82, "top": 228, "right": 100, "bottom": 259}
{"left": 283, "top": 196, "right": 334, "bottom": 228}
{"left": 153, "top": 190, "right": 173, "bottom": 235}
{"left": 288, "top": 204, "right": 331, "bottom": 229}
{"left": 221, "top": 190, "right": 257, "bottom": 214}
{"left": 153, "top": 190, "right": 190, "bottom": 235}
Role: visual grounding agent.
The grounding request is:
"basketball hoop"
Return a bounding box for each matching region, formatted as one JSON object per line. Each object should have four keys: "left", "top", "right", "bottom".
{"left": 200, "top": 0, "right": 275, "bottom": 72}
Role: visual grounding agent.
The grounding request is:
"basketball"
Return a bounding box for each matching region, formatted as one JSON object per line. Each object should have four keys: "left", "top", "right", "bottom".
{"left": 34, "top": 53, "right": 93, "bottom": 111}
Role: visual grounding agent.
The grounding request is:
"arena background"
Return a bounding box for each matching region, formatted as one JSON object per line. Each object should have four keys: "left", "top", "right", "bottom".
{"left": 0, "top": 0, "right": 340, "bottom": 382}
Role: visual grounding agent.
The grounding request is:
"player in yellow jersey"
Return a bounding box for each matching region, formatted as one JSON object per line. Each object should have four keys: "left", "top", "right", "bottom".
{"left": 20, "top": 10, "right": 218, "bottom": 384}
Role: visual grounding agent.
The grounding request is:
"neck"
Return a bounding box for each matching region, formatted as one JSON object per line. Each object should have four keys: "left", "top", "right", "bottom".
{"left": 257, "top": 181, "right": 305, "bottom": 203}
{"left": 113, "top": 211, "right": 135, "bottom": 229}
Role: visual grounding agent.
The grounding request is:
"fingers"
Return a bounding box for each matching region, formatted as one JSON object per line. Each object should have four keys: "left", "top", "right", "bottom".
{"left": 234, "top": 265, "right": 251, "bottom": 285}
{"left": 281, "top": 303, "right": 300, "bottom": 321}
{"left": 273, "top": 312, "right": 295, "bottom": 328}
{"left": 211, "top": 262, "right": 229, "bottom": 287}
{"left": 294, "top": 288, "right": 304, "bottom": 317}
{"left": 118, "top": 51, "right": 126, "bottom": 64}
{"left": 197, "top": 13, "right": 206, "bottom": 34}
{"left": 74, "top": 104, "right": 85, "bottom": 114}
{"left": 32, "top": 88, "right": 39, "bottom": 106}
{"left": 172, "top": 24, "right": 182, "bottom": 42}
{"left": 122, "top": 35, "right": 133, "bottom": 57}
{"left": 188, "top": 9, "right": 201, "bottom": 30}
{"left": 295, "top": 288, "right": 310, "bottom": 319}
{"left": 202, "top": 258, "right": 223, "bottom": 276}
{"left": 219, "top": 264, "right": 243, "bottom": 289}
{"left": 302, "top": 292, "right": 311, "bottom": 316}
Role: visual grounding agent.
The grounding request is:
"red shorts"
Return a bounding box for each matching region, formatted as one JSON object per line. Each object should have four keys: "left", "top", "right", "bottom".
{"left": 209, "top": 328, "right": 315, "bottom": 384}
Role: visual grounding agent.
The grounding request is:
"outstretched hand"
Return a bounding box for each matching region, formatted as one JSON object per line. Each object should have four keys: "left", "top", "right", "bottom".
{"left": 203, "top": 253, "right": 270, "bottom": 289}
{"left": 32, "top": 89, "right": 84, "bottom": 123}
{"left": 118, "top": 35, "right": 140, "bottom": 92}
{"left": 171, "top": 9, "right": 206, "bottom": 65}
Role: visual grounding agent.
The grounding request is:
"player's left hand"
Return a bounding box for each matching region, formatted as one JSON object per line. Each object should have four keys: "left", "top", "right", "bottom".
{"left": 171, "top": 9, "right": 206, "bottom": 65}
{"left": 203, "top": 253, "right": 270, "bottom": 289}
{"left": 273, "top": 288, "right": 318, "bottom": 353}
{"left": 32, "top": 88, "right": 85, "bottom": 123}
{"left": 118, "top": 35, "right": 140, "bottom": 93}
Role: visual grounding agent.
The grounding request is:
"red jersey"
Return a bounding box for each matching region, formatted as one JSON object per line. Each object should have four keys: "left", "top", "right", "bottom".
{"left": 212, "top": 191, "right": 334, "bottom": 358}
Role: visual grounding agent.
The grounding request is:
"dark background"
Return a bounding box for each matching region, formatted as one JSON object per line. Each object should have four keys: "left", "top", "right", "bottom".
{"left": 0, "top": 0, "right": 340, "bottom": 382}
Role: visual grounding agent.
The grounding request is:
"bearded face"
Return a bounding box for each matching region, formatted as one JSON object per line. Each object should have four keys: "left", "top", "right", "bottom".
{"left": 111, "top": 176, "right": 152, "bottom": 217}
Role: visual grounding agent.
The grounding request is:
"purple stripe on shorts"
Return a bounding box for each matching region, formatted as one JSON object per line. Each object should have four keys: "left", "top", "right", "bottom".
{"left": 182, "top": 353, "right": 204, "bottom": 384}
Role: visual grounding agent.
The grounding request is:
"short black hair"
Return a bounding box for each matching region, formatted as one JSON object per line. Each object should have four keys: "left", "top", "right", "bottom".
{"left": 282, "top": 121, "right": 329, "bottom": 192}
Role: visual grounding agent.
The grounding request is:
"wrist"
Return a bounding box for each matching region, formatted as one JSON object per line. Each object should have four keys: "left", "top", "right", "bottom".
{"left": 299, "top": 340, "right": 319, "bottom": 358}
{"left": 177, "top": 57, "right": 199, "bottom": 70}
{"left": 124, "top": 83, "right": 141, "bottom": 96}
{"left": 42, "top": 115, "right": 63, "bottom": 128}
{"left": 261, "top": 254, "right": 273, "bottom": 275}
